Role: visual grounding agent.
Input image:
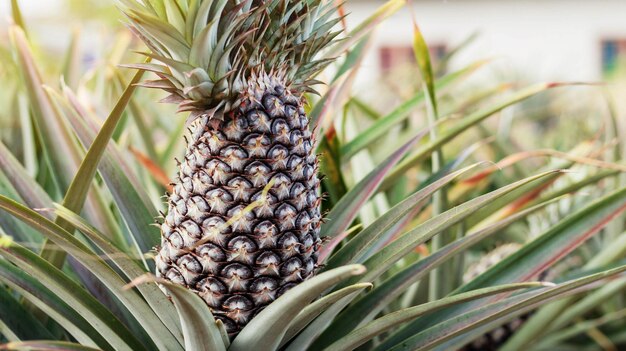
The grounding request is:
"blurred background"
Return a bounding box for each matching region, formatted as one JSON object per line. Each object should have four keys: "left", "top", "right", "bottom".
{"left": 4, "top": 0, "right": 626, "bottom": 82}
{"left": 3, "top": 0, "right": 625, "bottom": 150}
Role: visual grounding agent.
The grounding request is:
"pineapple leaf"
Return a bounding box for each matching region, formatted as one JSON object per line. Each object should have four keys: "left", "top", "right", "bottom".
{"left": 10, "top": 25, "right": 124, "bottom": 268}
{"left": 0, "top": 195, "right": 184, "bottom": 351}
{"left": 230, "top": 265, "right": 366, "bottom": 351}
{"left": 9, "top": 25, "right": 82, "bottom": 196}
{"left": 387, "top": 264, "right": 626, "bottom": 350}
{"left": 462, "top": 142, "right": 595, "bottom": 229}
{"left": 324, "top": 282, "right": 546, "bottom": 351}
{"left": 9, "top": 0, "right": 28, "bottom": 36}
{"left": 531, "top": 308, "right": 626, "bottom": 350}
{"left": 320, "top": 132, "right": 425, "bottom": 239}
{"left": 61, "top": 29, "right": 82, "bottom": 90}
{"left": 317, "top": 197, "right": 562, "bottom": 346}
{"left": 381, "top": 83, "right": 571, "bottom": 189}
{"left": 463, "top": 185, "right": 626, "bottom": 292}
{"left": 382, "top": 184, "right": 626, "bottom": 349}
{"left": 53, "top": 204, "right": 184, "bottom": 343}
{"left": 349, "top": 171, "right": 559, "bottom": 287}
{"left": 324, "top": 0, "right": 405, "bottom": 59}
{"left": 0, "top": 245, "right": 143, "bottom": 351}
{"left": 0, "top": 141, "right": 53, "bottom": 216}
{"left": 331, "top": 35, "right": 372, "bottom": 84}
{"left": 0, "top": 260, "right": 110, "bottom": 348}
{"left": 501, "top": 202, "right": 626, "bottom": 349}
{"left": 340, "top": 60, "right": 487, "bottom": 161}
{"left": 324, "top": 163, "right": 485, "bottom": 270}
{"left": 285, "top": 290, "right": 364, "bottom": 351}
{"left": 0, "top": 284, "right": 54, "bottom": 341}
{"left": 42, "top": 64, "right": 146, "bottom": 268}
{"left": 0, "top": 341, "right": 102, "bottom": 351}
{"left": 60, "top": 87, "right": 161, "bottom": 261}
{"left": 412, "top": 21, "right": 438, "bottom": 117}
{"left": 162, "top": 282, "right": 227, "bottom": 351}
{"left": 280, "top": 283, "right": 373, "bottom": 347}
{"left": 506, "top": 278, "right": 626, "bottom": 351}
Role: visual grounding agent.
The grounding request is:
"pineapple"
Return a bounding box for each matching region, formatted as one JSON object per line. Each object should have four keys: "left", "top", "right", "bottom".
{"left": 119, "top": 0, "right": 340, "bottom": 336}
{"left": 460, "top": 243, "right": 548, "bottom": 351}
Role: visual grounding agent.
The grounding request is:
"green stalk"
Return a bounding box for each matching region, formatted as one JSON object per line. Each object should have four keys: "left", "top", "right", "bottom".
{"left": 410, "top": 21, "right": 452, "bottom": 299}
{"left": 425, "top": 86, "right": 453, "bottom": 300}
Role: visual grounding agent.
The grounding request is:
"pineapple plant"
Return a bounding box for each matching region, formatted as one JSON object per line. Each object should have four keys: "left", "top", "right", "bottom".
{"left": 2, "top": 1, "right": 626, "bottom": 351}
{"left": 460, "top": 244, "right": 533, "bottom": 351}
{"left": 117, "top": 0, "right": 337, "bottom": 334}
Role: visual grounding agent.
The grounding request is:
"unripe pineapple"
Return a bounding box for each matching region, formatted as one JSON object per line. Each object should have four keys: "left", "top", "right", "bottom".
{"left": 460, "top": 244, "right": 523, "bottom": 351}
{"left": 119, "top": 0, "right": 340, "bottom": 336}
{"left": 460, "top": 243, "right": 541, "bottom": 351}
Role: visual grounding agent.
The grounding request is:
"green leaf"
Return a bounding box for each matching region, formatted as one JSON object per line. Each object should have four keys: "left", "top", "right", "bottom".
{"left": 380, "top": 184, "right": 626, "bottom": 349}
{"left": 285, "top": 290, "right": 364, "bottom": 351}
{"left": 332, "top": 36, "right": 371, "bottom": 84}
{"left": 318, "top": 132, "right": 348, "bottom": 207}
{"left": 411, "top": 16, "right": 450, "bottom": 300}
{"left": 385, "top": 264, "right": 626, "bottom": 350}
{"left": 53, "top": 204, "right": 183, "bottom": 344}
{"left": 325, "top": 0, "right": 405, "bottom": 58}
{"left": 0, "top": 260, "right": 109, "bottom": 349}
{"left": 346, "top": 171, "right": 557, "bottom": 288}
{"left": 0, "top": 196, "right": 183, "bottom": 351}
{"left": 10, "top": 0, "right": 28, "bottom": 36}
{"left": 161, "top": 282, "right": 227, "bottom": 351}
{"left": 280, "top": 283, "right": 373, "bottom": 347}
{"left": 0, "top": 285, "right": 54, "bottom": 341}
{"left": 61, "top": 29, "right": 82, "bottom": 90}
{"left": 9, "top": 26, "right": 82, "bottom": 194}
{"left": 0, "top": 141, "right": 53, "bottom": 216}
{"left": 380, "top": 83, "right": 568, "bottom": 189}
{"left": 324, "top": 163, "right": 484, "bottom": 271}
{"left": 501, "top": 209, "right": 626, "bottom": 350}
{"left": 60, "top": 87, "right": 160, "bottom": 261}
{"left": 317, "top": 197, "right": 560, "bottom": 346}
{"left": 532, "top": 308, "right": 626, "bottom": 350}
{"left": 412, "top": 22, "right": 437, "bottom": 117}
{"left": 0, "top": 341, "right": 101, "bottom": 351}
{"left": 320, "top": 133, "right": 424, "bottom": 239}
{"left": 463, "top": 185, "right": 626, "bottom": 292}
{"left": 10, "top": 25, "right": 123, "bottom": 267}
{"left": 0, "top": 245, "right": 141, "bottom": 351}
{"left": 127, "top": 10, "right": 190, "bottom": 59}
{"left": 40, "top": 62, "right": 146, "bottom": 268}
{"left": 230, "top": 265, "right": 366, "bottom": 351}
{"left": 163, "top": 0, "right": 186, "bottom": 35}
{"left": 324, "top": 282, "right": 544, "bottom": 351}
{"left": 340, "top": 61, "right": 487, "bottom": 160}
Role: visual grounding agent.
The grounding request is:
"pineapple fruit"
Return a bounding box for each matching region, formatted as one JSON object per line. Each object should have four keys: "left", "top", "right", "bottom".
{"left": 119, "top": 0, "right": 340, "bottom": 336}
{"left": 460, "top": 243, "right": 543, "bottom": 351}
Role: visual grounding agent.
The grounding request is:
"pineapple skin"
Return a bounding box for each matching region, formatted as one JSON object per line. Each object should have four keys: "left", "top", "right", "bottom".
{"left": 155, "top": 75, "right": 322, "bottom": 336}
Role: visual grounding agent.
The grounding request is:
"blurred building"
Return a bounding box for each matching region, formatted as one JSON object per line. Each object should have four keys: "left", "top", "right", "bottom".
{"left": 4, "top": 0, "right": 626, "bottom": 84}
{"left": 346, "top": 0, "right": 626, "bottom": 86}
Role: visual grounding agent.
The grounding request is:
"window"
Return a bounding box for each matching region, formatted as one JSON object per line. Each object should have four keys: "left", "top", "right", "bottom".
{"left": 379, "top": 44, "right": 447, "bottom": 74}
{"left": 601, "top": 39, "right": 626, "bottom": 77}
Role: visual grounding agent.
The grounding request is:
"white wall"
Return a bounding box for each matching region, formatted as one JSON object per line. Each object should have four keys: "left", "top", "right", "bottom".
{"left": 0, "top": 0, "right": 63, "bottom": 27}
{"left": 346, "top": 0, "right": 626, "bottom": 86}
{"left": 4, "top": 0, "right": 626, "bottom": 84}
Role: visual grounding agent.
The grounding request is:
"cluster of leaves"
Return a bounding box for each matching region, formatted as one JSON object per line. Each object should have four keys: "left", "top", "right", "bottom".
{"left": 1, "top": 0, "right": 626, "bottom": 350}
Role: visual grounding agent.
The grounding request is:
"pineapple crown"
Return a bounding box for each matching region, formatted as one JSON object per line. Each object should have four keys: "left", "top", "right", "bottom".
{"left": 118, "top": 0, "right": 343, "bottom": 121}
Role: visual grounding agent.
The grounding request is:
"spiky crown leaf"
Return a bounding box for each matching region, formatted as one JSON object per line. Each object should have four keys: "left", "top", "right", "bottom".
{"left": 119, "top": 0, "right": 342, "bottom": 120}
